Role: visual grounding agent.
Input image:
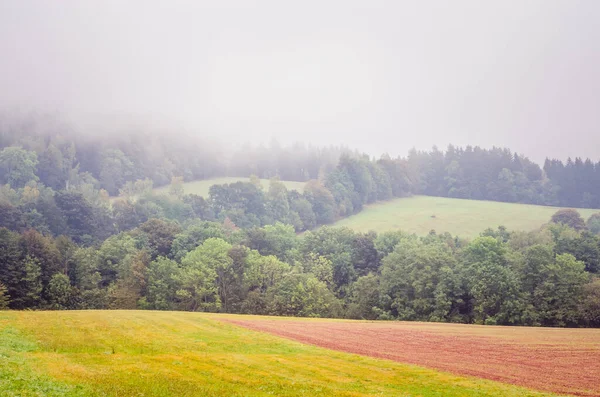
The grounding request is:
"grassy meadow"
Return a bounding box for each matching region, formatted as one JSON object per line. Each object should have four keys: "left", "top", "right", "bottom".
{"left": 333, "top": 195, "right": 600, "bottom": 237}
{"left": 0, "top": 310, "right": 562, "bottom": 397}
{"left": 152, "top": 177, "right": 306, "bottom": 197}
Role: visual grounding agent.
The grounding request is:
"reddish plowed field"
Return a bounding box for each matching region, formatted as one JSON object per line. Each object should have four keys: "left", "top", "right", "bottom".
{"left": 225, "top": 318, "right": 600, "bottom": 396}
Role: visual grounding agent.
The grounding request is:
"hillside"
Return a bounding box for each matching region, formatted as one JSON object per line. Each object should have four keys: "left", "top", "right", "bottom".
{"left": 0, "top": 310, "right": 561, "bottom": 397}
{"left": 152, "top": 177, "right": 306, "bottom": 197}
{"left": 332, "top": 195, "right": 600, "bottom": 237}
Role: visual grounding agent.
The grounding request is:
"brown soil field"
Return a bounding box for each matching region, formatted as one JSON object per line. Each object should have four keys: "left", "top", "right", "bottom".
{"left": 223, "top": 317, "right": 600, "bottom": 397}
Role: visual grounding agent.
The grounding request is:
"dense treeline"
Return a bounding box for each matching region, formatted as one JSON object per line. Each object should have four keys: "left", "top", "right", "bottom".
{"left": 1, "top": 215, "right": 599, "bottom": 326}
{"left": 0, "top": 112, "right": 361, "bottom": 240}
{"left": 0, "top": 111, "right": 415, "bottom": 239}
{"left": 0, "top": 147, "right": 417, "bottom": 243}
{"left": 3, "top": 113, "right": 600, "bottom": 219}
{"left": 2, "top": 113, "right": 600, "bottom": 326}
{"left": 0, "top": 113, "right": 344, "bottom": 195}
{"left": 408, "top": 145, "right": 600, "bottom": 208}
{"left": 544, "top": 158, "right": 600, "bottom": 208}
{"left": 7, "top": 140, "right": 599, "bottom": 245}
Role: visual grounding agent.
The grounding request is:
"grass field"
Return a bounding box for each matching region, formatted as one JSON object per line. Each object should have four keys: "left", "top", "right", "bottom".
{"left": 332, "top": 195, "right": 600, "bottom": 237}
{"left": 0, "top": 311, "right": 564, "bottom": 397}
{"left": 228, "top": 316, "right": 600, "bottom": 396}
{"left": 152, "top": 177, "right": 306, "bottom": 197}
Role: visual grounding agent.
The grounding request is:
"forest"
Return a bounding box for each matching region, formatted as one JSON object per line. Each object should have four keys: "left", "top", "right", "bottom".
{"left": 1, "top": 113, "right": 600, "bottom": 326}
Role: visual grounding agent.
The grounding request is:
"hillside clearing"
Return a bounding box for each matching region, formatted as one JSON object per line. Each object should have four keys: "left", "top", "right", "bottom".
{"left": 332, "top": 195, "right": 599, "bottom": 237}
{"left": 227, "top": 316, "right": 600, "bottom": 397}
{"left": 0, "top": 311, "right": 561, "bottom": 397}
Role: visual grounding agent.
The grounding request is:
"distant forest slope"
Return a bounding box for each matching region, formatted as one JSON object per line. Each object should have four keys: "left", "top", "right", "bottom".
{"left": 333, "top": 195, "right": 600, "bottom": 238}
{"left": 1, "top": 113, "right": 600, "bottom": 326}
{"left": 151, "top": 177, "right": 306, "bottom": 197}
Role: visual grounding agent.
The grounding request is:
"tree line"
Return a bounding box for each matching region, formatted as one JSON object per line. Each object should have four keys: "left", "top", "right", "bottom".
{"left": 1, "top": 212, "right": 599, "bottom": 327}
{"left": 0, "top": 112, "right": 345, "bottom": 195}
{"left": 2, "top": 112, "right": 600, "bottom": 326}
{"left": 5, "top": 141, "right": 600, "bottom": 246}
{"left": 408, "top": 145, "right": 600, "bottom": 208}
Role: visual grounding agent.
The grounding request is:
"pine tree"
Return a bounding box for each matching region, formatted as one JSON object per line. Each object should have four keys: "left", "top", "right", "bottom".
{"left": 0, "top": 282, "right": 10, "bottom": 310}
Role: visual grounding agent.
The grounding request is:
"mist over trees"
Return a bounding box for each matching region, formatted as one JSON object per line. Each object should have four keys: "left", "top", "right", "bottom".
{"left": 0, "top": 113, "right": 344, "bottom": 195}
{"left": 1, "top": 112, "right": 600, "bottom": 327}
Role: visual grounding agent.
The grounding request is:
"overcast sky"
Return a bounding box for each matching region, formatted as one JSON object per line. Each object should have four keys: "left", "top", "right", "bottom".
{"left": 1, "top": 1, "right": 599, "bottom": 162}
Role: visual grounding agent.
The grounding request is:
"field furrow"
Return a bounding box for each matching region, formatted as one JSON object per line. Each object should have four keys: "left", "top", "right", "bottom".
{"left": 225, "top": 317, "right": 600, "bottom": 396}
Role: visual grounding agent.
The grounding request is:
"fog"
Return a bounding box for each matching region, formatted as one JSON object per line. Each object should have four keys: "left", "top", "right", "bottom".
{"left": 1, "top": 0, "right": 599, "bottom": 163}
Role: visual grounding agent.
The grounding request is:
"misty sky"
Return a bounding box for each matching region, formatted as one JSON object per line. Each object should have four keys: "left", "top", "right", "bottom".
{"left": 1, "top": 1, "right": 599, "bottom": 162}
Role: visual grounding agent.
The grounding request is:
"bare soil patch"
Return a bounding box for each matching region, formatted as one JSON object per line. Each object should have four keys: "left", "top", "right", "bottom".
{"left": 225, "top": 318, "right": 600, "bottom": 396}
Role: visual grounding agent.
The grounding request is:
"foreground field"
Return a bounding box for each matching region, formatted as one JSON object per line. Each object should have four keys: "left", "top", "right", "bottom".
{"left": 152, "top": 177, "right": 306, "bottom": 197}
{"left": 332, "top": 195, "right": 599, "bottom": 237}
{"left": 0, "top": 311, "right": 561, "bottom": 397}
{"left": 227, "top": 316, "right": 600, "bottom": 397}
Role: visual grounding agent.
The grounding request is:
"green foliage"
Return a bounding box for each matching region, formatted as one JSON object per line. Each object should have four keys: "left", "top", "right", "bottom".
{"left": 178, "top": 238, "right": 232, "bottom": 311}
{"left": 0, "top": 125, "right": 599, "bottom": 328}
{"left": 301, "top": 227, "right": 357, "bottom": 295}
{"left": 0, "top": 282, "right": 9, "bottom": 309}
{"left": 347, "top": 274, "right": 380, "bottom": 320}
{"left": 551, "top": 224, "right": 600, "bottom": 273}
{"left": 0, "top": 146, "right": 39, "bottom": 188}
{"left": 374, "top": 230, "right": 415, "bottom": 258}
{"left": 268, "top": 273, "right": 342, "bottom": 317}
{"left": 301, "top": 253, "right": 334, "bottom": 287}
{"left": 118, "top": 178, "right": 154, "bottom": 199}
{"left": 169, "top": 176, "right": 185, "bottom": 198}
{"left": 239, "top": 251, "right": 289, "bottom": 315}
{"left": 139, "top": 218, "right": 182, "bottom": 258}
{"left": 244, "top": 251, "right": 290, "bottom": 294}
{"left": 255, "top": 222, "right": 298, "bottom": 262}
{"left": 0, "top": 228, "right": 23, "bottom": 308}
{"left": 54, "top": 191, "right": 101, "bottom": 242}
{"left": 266, "top": 178, "right": 291, "bottom": 222}
{"left": 22, "top": 256, "right": 43, "bottom": 308}
{"left": 533, "top": 253, "right": 588, "bottom": 326}
{"left": 183, "top": 194, "right": 215, "bottom": 220}
{"left": 579, "top": 278, "right": 600, "bottom": 327}
{"left": 351, "top": 232, "right": 379, "bottom": 276}
{"left": 338, "top": 155, "right": 374, "bottom": 206}
{"left": 380, "top": 239, "right": 460, "bottom": 321}
{"left": 47, "top": 273, "right": 72, "bottom": 309}
{"left": 551, "top": 209, "right": 586, "bottom": 231}
{"left": 38, "top": 143, "right": 73, "bottom": 190}
{"left": 409, "top": 146, "right": 549, "bottom": 204}
{"left": 462, "top": 237, "right": 523, "bottom": 325}
{"left": 95, "top": 233, "right": 139, "bottom": 287}
{"left": 99, "top": 149, "right": 134, "bottom": 195}
{"left": 145, "top": 256, "right": 181, "bottom": 310}
{"left": 368, "top": 161, "right": 393, "bottom": 201}
{"left": 588, "top": 213, "right": 600, "bottom": 235}
{"left": 112, "top": 199, "right": 144, "bottom": 232}
{"left": 110, "top": 250, "right": 149, "bottom": 309}
{"left": 170, "top": 220, "right": 226, "bottom": 261}
{"left": 290, "top": 193, "right": 317, "bottom": 230}
{"left": 1, "top": 207, "right": 599, "bottom": 327}
{"left": 209, "top": 181, "right": 266, "bottom": 225}
{"left": 304, "top": 180, "right": 336, "bottom": 224}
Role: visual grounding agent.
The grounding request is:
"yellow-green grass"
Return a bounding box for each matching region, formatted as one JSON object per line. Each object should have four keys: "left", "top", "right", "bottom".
{"left": 152, "top": 177, "right": 306, "bottom": 197}
{"left": 0, "top": 311, "right": 564, "bottom": 397}
{"left": 333, "top": 195, "right": 600, "bottom": 238}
